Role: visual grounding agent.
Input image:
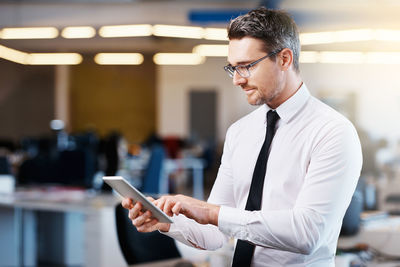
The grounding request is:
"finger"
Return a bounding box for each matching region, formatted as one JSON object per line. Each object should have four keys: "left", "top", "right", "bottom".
{"left": 146, "top": 196, "right": 155, "bottom": 202}
{"left": 155, "top": 196, "right": 167, "bottom": 210}
{"left": 136, "top": 218, "right": 159, "bottom": 233}
{"left": 163, "top": 198, "right": 176, "bottom": 217}
{"left": 171, "top": 201, "right": 182, "bottom": 216}
{"left": 128, "top": 202, "right": 142, "bottom": 220}
{"left": 121, "top": 198, "right": 133, "bottom": 209}
{"left": 132, "top": 210, "right": 152, "bottom": 227}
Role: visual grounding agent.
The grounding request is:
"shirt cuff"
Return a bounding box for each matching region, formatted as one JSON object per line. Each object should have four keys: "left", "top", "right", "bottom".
{"left": 218, "top": 205, "right": 252, "bottom": 240}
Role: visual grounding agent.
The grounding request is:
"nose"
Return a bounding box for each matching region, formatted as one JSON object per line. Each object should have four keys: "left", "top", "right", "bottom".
{"left": 232, "top": 71, "right": 247, "bottom": 86}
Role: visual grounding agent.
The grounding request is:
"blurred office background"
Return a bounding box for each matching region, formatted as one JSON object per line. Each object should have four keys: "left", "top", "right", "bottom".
{"left": 1, "top": 0, "right": 400, "bottom": 266}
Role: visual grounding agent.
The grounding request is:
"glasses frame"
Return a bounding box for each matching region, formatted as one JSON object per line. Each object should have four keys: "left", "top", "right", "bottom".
{"left": 223, "top": 50, "right": 279, "bottom": 78}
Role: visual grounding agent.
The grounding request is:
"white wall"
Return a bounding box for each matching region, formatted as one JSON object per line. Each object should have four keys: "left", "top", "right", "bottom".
{"left": 157, "top": 58, "right": 400, "bottom": 145}
{"left": 157, "top": 57, "right": 256, "bottom": 143}
{"left": 301, "top": 63, "right": 400, "bottom": 143}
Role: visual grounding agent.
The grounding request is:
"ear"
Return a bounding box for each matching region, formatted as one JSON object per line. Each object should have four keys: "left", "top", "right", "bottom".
{"left": 278, "top": 48, "right": 293, "bottom": 71}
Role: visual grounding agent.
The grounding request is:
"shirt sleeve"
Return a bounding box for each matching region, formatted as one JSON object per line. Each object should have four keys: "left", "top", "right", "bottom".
{"left": 162, "top": 214, "right": 228, "bottom": 250}
{"left": 218, "top": 121, "right": 363, "bottom": 255}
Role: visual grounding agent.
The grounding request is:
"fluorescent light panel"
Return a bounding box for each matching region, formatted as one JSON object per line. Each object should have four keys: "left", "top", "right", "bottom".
{"left": 94, "top": 53, "right": 144, "bottom": 65}
{"left": 299, "top": 51, "right": 319, "bottom": 63}
{"left": 153, "top": 25, "right": 204, "bottom": 39}
{"left": 193, "top": 44, "right": 228, "bottom": 57}
{"left": 0, "top": 27, "right": 58, "bottom": 39}
{"left": 99, "top": 24, "right": 152, "bottom": 38}
{"left": 62, "top": 26, "right": 96, "bottom": 39}
{"left": 153, "top": 53, "right": 205, "bottom": 65}
{"left": 27, "top": 53, "right": 82, "bottom": 65}
{"left": 204, "top": 28, "right": 228, "bottom": 41}
{"left": 300, "top": 51, "right": 400, "bottom": 64}
{"left": 0, "top": 44, "right": 29, "bottom": 64}
{"left": 375, "top": 29, "right": 400, "bottom": 41}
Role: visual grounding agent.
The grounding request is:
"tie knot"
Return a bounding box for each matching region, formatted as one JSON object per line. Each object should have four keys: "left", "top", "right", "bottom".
{"left": 267, "top": 110, "right": 280, "bottom": 128}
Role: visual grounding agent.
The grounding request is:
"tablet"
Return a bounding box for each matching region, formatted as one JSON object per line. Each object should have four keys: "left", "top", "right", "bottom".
{"left": 103, "top": 176, "right": 173, "bottom": 223}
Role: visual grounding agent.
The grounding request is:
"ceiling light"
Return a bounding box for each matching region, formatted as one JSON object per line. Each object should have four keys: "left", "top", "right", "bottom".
{"left": 94, "top": 53, "right": 144, "bottom": 65}
{"left": 319, "top": 52, "right": 364, "bottom": 64}
{"left": 375, "top": 29, "right": 400, "bottom": 41}
{"left": 27, "top": 53, "right": 82, "bottom": 65}
{"left": 366, "top": 52, "right": 400, "bottom": 64}
{"left": 300, "top": 29, "right": 373, "bottom": 45}
{"left": 193, "top": 44, "right": 228, "bottom": 57}
{"left": 299, "top": 51, "right": 319, "bottom": 63}
{"left": 153, "top": 53, "right": 205, "bottom": 65}
{"left": 99, "top": 24, "right": 152, "bottom": 38}
{"left": 332, "top": 29, "right": 373, "bottom": 43}
{"left": 153, "top": 25, "right": 204, "bottom": 39}
{"left": 0, "top": 27, "right": 58, "bottom": 39}
{"left": 300, "top": 31, "right": 334, "bottom": 45}
{"left": 61, "top": 26, "right": 96, "bottom": 39}
{"left": 204, "top": 28, "right": 228, "bottom": 41}
{"left": 0, "top": 44, "right": 29, "bottom": 64}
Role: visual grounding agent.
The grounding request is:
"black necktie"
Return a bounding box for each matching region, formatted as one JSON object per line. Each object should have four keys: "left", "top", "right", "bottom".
{"left": 231, "top": 110, "right": 280, "bottom": 267}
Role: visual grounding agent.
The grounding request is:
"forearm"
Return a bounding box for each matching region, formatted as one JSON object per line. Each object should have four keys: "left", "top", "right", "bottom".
{"left": 161, "top": 214, "right": 228, "bottom": 251}
{"left": 218, "top": 206, "right": 326, "bottom": 254}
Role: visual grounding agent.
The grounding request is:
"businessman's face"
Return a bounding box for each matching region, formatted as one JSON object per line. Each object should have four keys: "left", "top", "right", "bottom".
{"left": 227, "top": 37, "right": 285, "bottom": 108}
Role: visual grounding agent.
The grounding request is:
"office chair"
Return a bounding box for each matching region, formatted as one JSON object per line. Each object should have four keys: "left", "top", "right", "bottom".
{"left": 115, "top": 204, "right": 181, "bottom": 264}
{"left": 0, "top": 156, "right": 10, "bottom": 174}
{"left": 141, "top": 144, "right": 166, "bottom": 194}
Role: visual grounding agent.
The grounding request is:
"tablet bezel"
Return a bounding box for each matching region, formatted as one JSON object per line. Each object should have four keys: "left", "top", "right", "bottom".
{"left": 103, "top": 176, "right": 173, "bottom": 223}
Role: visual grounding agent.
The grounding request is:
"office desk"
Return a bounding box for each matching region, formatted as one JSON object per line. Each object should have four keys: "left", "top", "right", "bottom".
{"left": 337, "top": 216, "right": 400, "bottom": 267}
{"left": 0, "top": 190, "right": 126, "bottom": 267}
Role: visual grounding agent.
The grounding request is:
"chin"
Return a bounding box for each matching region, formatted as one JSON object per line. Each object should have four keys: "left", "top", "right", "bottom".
{"left": 247, "top": 97, "right": 264, "bottom": 106}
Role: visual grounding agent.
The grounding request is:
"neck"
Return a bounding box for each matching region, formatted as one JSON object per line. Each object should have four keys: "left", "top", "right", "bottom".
{"left": 268, "top": 71, "right": 302, "bottom": 109}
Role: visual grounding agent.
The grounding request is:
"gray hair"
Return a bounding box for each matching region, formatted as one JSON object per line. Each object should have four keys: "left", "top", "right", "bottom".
{"left": 228, "top": 7, "right": 300, "bottom": 73}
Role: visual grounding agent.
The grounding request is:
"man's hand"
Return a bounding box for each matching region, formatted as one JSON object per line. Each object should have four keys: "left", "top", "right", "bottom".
{"left": 121, "top": 197, "right": 171, "bottom": 233}
{"left": 154, "top": 194, "right": 220, "bottom": 226}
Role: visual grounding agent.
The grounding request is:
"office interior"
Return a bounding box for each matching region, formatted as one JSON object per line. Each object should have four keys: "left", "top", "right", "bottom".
{"left": 1, "top": 0, "right": 400, "bottom": 266}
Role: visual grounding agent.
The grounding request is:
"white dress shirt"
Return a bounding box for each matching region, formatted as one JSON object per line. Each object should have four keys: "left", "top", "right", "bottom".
{"left": 164, "top": 84, "right": 362, "bottom": 266}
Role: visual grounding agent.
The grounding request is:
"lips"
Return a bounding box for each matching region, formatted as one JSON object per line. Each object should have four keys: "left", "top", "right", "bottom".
{"left": 243, "top": 88, "right": 256, "bottom": 95}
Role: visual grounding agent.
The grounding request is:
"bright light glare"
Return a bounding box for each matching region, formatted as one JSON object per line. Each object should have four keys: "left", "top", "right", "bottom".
{"left": 0, "top": 27, "right": 58, "bottom": 39}
{"left": 332, "top": 29, "right": 373, "bottom": 42}
{"left": 61, "top": 26, "right": 96, "bottom": 39}
{"left": 320, "top": 52, "right": 364, "bottom": 64}
{"left": 153, "top": 53, "right": 205, "bottom": 65}
{"left": 375, "top": 29, "right": 400, "bottom": 41}
{"left": 94, "top": 53, "right": 144, "bottom": 65}
{"left": 0, "top": 44, "right": 29, "bottom": 64}
{"left": 299, "top": 51, "right": 319, "bottom": 63}
{"left": 193, "top": 45, "right": 228, "bottom": 57}
{"left": 300, "top": 31, "right": 334, "bottom": 45}
{"left": 153, "top": 25, "right": 204, "bottom": 39}
{"left": 204, "top": 28, "right": 228, "bottom": 41}
{"left": 99, "top": 24, "right": 152, "bottom": 38}
{"left": 27, "top": 53, "right": 82, "bottom": 65}
{"left": 366, "top": 52, "right": 400, "bottom": 64}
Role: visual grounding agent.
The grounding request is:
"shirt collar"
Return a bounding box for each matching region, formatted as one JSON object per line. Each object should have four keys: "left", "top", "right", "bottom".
{"left": 263, "top": 83, "right": 310, "bottom": 124}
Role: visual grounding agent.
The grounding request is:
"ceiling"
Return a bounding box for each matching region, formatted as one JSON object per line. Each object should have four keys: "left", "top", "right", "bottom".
{"left": 1, "top": 0, "right": 400, "bottom": 53}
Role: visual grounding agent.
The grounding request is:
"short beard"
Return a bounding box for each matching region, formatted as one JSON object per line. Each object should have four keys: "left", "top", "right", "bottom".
{"left": 252, "top": 86, "right": 282, "bottom": 107}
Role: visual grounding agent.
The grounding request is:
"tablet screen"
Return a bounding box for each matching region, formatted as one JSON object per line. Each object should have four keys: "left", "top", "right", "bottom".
{"left": 103, "top": 176, "right": 173, "bottom": 223}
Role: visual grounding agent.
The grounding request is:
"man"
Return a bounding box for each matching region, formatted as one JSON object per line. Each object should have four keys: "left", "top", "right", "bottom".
{"left": 122, "top": 7, "right": 362, "bottom": 266}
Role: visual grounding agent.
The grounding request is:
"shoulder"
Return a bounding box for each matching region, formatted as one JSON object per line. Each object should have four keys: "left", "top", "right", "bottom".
{"left": 307, "top": 96, "right": 354, "bottom": 130}
{"left": 306, "top": 97, "right": 360, "bottom": 153}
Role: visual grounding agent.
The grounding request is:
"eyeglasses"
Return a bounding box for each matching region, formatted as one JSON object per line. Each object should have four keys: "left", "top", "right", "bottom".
{"left": 223, "top": 51, "right": 279, "bottom": 78}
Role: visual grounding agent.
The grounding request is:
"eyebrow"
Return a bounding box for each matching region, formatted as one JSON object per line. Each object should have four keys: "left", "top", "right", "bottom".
{"left": 226, "top": 60, "right": 253, "bottom": 66}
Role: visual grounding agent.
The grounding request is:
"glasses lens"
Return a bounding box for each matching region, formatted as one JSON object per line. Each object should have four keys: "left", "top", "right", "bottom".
{"left": 224, "top": 65, "right": 234, "bottom": 77}
{"left": 236, "top": 66, "right": 249, "bottom": 78}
